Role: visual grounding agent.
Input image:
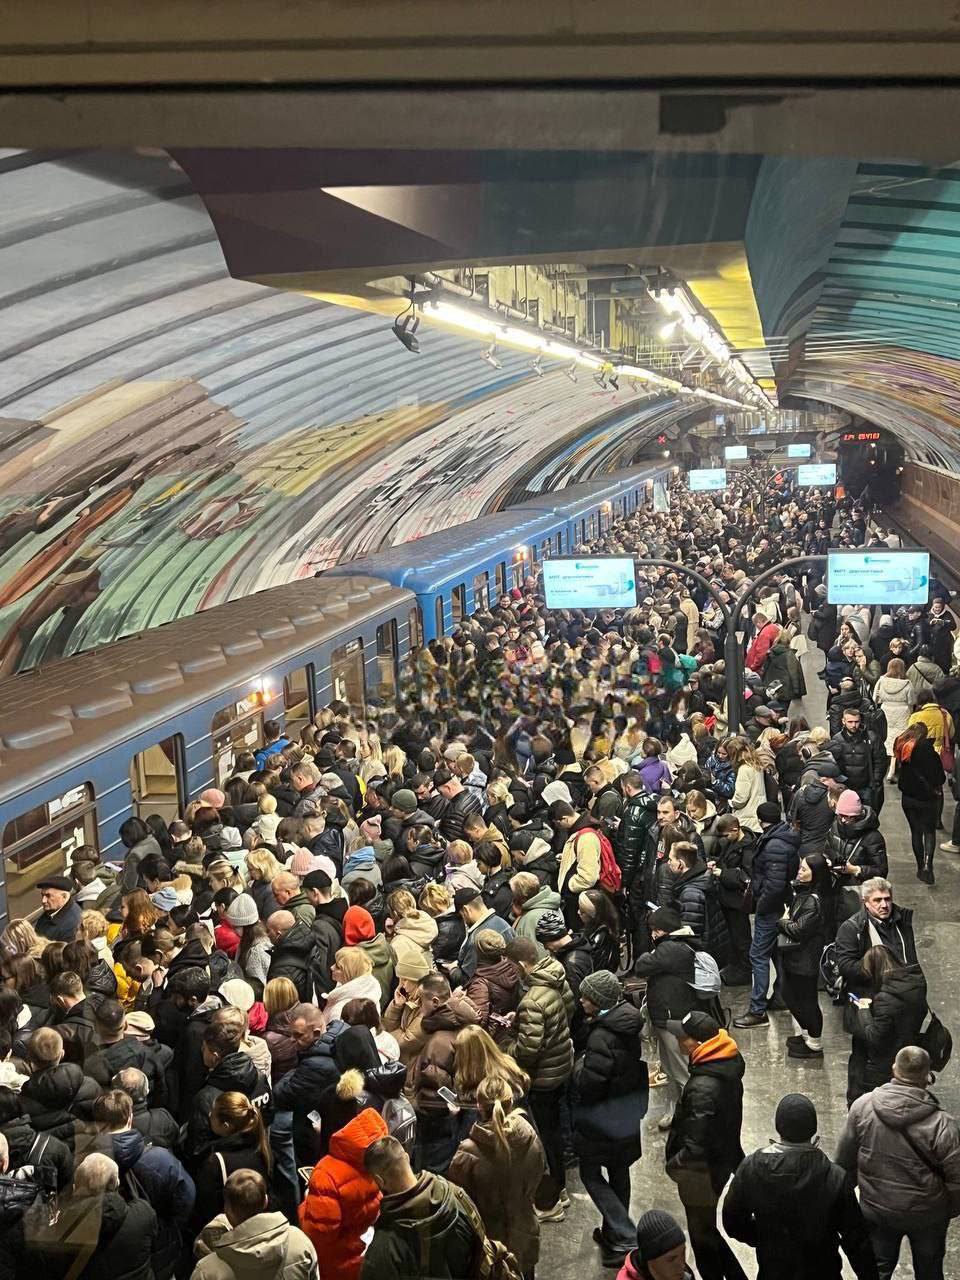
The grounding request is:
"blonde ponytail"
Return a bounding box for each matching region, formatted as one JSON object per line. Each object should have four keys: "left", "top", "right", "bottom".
{"left": 476, "top": 1074, "right": 514, "bottom": 1162}
{"left": 336, "top": 1068, "right": 365, "bottom": 1101}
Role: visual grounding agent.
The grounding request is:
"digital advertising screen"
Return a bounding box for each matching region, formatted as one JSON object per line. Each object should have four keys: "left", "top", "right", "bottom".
{"left": 724, "top": 445, "right": 748, "bottom": 460}
{"left": 688, "top": 468, "right": 728, "bottom": 492}
{"left": 787, "top": 443, "right": 812, "bottom": 458}
{"left": 827, "top": 550, "right": 930, "bottom": 607}
{"left": 797, "top": 462, "right": 837, "bottom": 487}
{"left": 542, "top": 557, "right": 638, "bottom": 611}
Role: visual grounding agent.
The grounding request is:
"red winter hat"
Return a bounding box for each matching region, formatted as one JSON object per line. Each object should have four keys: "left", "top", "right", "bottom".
{"left": 343, "top": 905, "right": 375, "bottom": 945}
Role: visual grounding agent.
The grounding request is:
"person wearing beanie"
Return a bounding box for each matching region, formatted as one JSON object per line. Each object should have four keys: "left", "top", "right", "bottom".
{"left": 618, "top": 1210, "right": 694, "bottom": 1280}
{"left": 463, "top": 929, "right": 521, "bottom": 1038}
{"left": 664, "top": 1011, "right": 747, "bottom": 1280}
{"left": 734, "top": 798, "right": 800, "bottom": 1029}
{"left": 634, "top": 905, "right": 717, "bottom": 1130}
{"left": 343, "top": 907, "right": 395, "bottom": 1006}
{"left": 382, "top": 955, "right": 432, "bottom": 1069}
{"left": 573, "top": 969, "right": 645, "bottom": 1266}
{"left": 724, "top": 1095, "right": 876, "bottom": 1280}
{"left": 777, "top": 854, "right": 830, "bottom": 1059}
{"left": 536, "top": 908, "right": 594, "bottom": 1003}
{"left": 200, "top": 788, "right": 226, "bottom": 811}
{"left": 825, "top": 788, "right": 888, "bottom": 892}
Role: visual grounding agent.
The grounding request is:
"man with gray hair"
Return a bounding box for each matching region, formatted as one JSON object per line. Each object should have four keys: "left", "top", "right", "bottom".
{"left": 834, "top": 877, "right": 918, "bottom": 989}
{"left": 113, "top": 1065, "right": 181, "bottom": 1150}
{"left": 836, "top": 1046, "right": 960, "bottom": 1280}
{"left": 289, "top": 762, "right": 325, "bottom": 818}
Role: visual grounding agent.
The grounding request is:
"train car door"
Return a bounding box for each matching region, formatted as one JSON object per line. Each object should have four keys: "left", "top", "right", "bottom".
{"left": 130, "top": 734, "right": 185, "bottom": 825}
{"left": 376, "top": 622, "right": 398, "bottom": 704}
{"left": 211, "top": 695, "right": 264, "bottom": 787}
{"left": 331, "top": 638, "right": 367, "bottom": 720}
{"left": 283, "top": 665, "right": 314, "bottom": 741}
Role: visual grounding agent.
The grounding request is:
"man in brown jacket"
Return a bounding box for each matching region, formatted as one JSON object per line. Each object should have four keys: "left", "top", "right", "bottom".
{"left": 507, "top": 937, "right": 575, "bottom": 1224}
{"left": 836, "top": 1045, "right": 960, "bottom": 1280}
{"left": 410, "top": 973, "right": 478, "bottom": 1172}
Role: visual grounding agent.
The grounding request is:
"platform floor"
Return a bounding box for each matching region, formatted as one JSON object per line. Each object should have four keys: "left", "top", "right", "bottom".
{"left": 539, "top": 640, "right": 960, "bottom": 1280}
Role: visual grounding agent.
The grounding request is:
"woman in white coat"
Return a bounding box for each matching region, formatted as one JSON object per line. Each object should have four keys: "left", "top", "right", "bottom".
{"left": 873, "top": 656, "right": 915, "bottom": 780}
{"left": 727, "top": 737, "right": 767, "bottom": 833}
{"left": 321, "top": 946, "right": 382, "bottom": 1023}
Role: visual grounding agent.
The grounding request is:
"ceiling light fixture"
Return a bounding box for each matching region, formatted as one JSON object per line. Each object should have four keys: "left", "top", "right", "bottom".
{"left": 564, "top": 361, "right": 578, "bottom": 383}
{"left": 481, "top": 342, "right": 503, "bottom": 370}
{"left": 531, "top": 355, "right": 544, "bottom": 378}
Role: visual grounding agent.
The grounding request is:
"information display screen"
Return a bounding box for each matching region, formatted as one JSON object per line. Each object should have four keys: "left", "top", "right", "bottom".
{"left": 724, "top": 445, "right": 748, "bottom": 460}
{"left": 787, "top": 443, "right": 812, "bottom": 458}
{"left": 797, "top": 462, "right": 837, "bottom": 487}
{"left": 688, "top": 468, "right": 728, "bottom": 492}
{"left": 542, "top": 557, "right": 638, "bottom": 611}
{"left": 827, "top": 550, "right": 930, "bottom": 607}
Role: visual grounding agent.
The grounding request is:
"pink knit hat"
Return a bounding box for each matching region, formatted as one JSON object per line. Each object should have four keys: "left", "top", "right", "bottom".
{"left": 200, "top": 788, "right": 226, "bottom": 810}
{"left": 836, "top": 789, "right": 863, "bottom": 818}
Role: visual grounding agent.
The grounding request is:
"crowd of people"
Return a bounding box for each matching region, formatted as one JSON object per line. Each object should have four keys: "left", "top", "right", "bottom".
{"left": 1, "top": 470, "right": 959, "bottom": 1280}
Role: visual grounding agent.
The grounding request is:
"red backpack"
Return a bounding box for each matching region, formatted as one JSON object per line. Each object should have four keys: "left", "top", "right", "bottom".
{"left": 576, "top": 828, "right": 622, "bottom": 894}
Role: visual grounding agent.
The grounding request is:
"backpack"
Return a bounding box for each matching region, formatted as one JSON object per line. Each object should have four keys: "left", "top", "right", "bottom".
{"left": 688, "top": 950, "right": 722, "bottom": 997}
{"left": 919, "top": 1009, "right": 953, "bottom": 1072}
{"left": 577, "top": 828, "right": 622, "bottom": 893}
{"left": 447, "top": 1183, "right": 524, "bottom": 1280}
{"left": 819, "top": 942, "right": 843, "bottom": 1001}
{"left": 381, "top": 1096, "right": 417, "bottom": 1156}
{"left": 0, "top": 1134, "right": 57, "bottom": 1220}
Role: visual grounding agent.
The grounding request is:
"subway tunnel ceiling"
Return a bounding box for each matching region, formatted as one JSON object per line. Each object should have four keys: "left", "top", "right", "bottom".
{"left": 0, "top": 146, "right": 957, "bottom": 672}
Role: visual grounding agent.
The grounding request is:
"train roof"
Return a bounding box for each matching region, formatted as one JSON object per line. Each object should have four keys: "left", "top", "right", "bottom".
{"left": 0, "top": 575, "right": 412, "bottom": 804}
{"left": 516, "top": 465, "right": 668, "bottom": 517}
{"left": 326, "top": 508, "right": 563, "bottom": 593}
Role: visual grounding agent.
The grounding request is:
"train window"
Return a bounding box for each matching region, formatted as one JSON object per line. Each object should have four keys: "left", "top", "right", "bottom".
{"left": 540, "top": 540, "right": 549, "bottom": 560}
{"left": 495, "top": 562, "right": 506, "bottom": 597}
{"left": 283, "top": 665, "right": 314, "bottom": 741}
{"left": 451, "top": 584, "right": 465, "bottom": 624}
{"left": 409, "top": 605, "right": 423, "bottom": 650}
{"left": 331, "top": 639, "right": 366, "bottom": 720}
{"left": 473, "top": 572, "right": 489, "bottom": 612}
{"left": 376, "top": 622, "right": 398, "bottom": 702}
{"left": 212, "top": 695, "right": 264, "bottom": 787}
{"left": 579, "top": 519, "right": 587, "bottom": 543}
{"left": 3, "top": 784, "right": 98, "bottom": 921}
{"left": 556, "top": 531, "right": 563, "bottom": 554}
{"left": 435, "top": 597, "right": 445, "bottom": 636}
{"left": 589, "top": 514, "right": 597, "bottom": 539}
{"left": 510, "top": 561, "right": 524, "bottom": 590}
{"left": 530, "top": 544, "right": 538, "bottom": 564}
{"left": 130, "top": 734, "right": 184, "bottom": 825}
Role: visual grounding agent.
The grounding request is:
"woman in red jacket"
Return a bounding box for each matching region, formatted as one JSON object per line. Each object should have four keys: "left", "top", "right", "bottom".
{"left": 299, "top": 1107, "right": 388, "bottom": 1280}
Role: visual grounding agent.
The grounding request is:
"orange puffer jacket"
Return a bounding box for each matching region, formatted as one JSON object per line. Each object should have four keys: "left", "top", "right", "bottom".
{"left": 299, "top": 1107, "right": 388, "bottom": 1280}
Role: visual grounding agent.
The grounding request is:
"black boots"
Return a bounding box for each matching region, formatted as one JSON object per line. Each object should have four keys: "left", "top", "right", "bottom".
{"left": 918, "top": 854, "right": 935, "bottom": 885}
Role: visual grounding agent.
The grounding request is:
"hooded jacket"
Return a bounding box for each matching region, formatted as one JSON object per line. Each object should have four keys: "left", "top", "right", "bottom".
{"left": 107, "top": 1127, "right": 195, "bottom": 1280}
{"left": 273, "top": 1021, "right": 347, "bottom": 1167}
{"left": 514, "top": 956, "right": 575, "bottom": 1090}
{"left": 356, "top": 933, "right": 395, "bottom": 1006}
{"left": 189, "top": 1052, "right": 273, "bottom": 1159}
{"left": 19, "top": 1063, "right": 99, "bottom": 1146}
{"left": 411, "top": 992, "right": 479, "bottom": 1111}
{"left": 763, "top": 642, "right": 807, "bottom": 702}
{"left": 835, "top": 905, "right": 917, "bottom": 989}
{"left": 361, "top": 1170, "right": 482, "bottom": 1280}
{"left": 192, "top": 1212, "right": 318, "bottom": 1280}
{"left": 789, "top": 780, "right": 833, "bottom": 856}
{"left": 633, "top": 928, "right": 713, "bottom": 1028}
{"left": 723, "top": 1139, "right": 876, "bottom": 1280}
{"left": 341, "top": 847, "right": 382, "bottom": 892}
{"left": 665, "top": 1031, "right": 745, "bottom": 1193}
{"left": 750, "top": 821, "right": 801, "bottom": 916}
{"left": 447, "top": 1110, "right": 545, "bottom": 1273}
{"left": 513, "top": 884, "right": 563, "bottom": 944}
{"left": 389, "top": 912, "right": 440, "bottom": 972}
{"left": 26, "top": 1189, "right": 158, "bottom": 1280}
{"left": 836, "top": 1079, "right": 960, "bottom": 1228}
{"left": 825, "top": 809, "right": 888, "bottom": 885}
{"left": 299, "top": 1108, "right": 388, "bottom": 1280}
{"left": 463, "top": 958, "right": 522, "bottom": 1033}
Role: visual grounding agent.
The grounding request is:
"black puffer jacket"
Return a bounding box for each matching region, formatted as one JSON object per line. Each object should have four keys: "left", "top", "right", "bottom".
{"left": 633, "top": 929, "right": 714, "bottom": 1028}
{"left": 774, "top": 740, "right": 807, "bottom": 799}
{"left": 618, "top": 791, "right": 657, "bottom": 887}
{"left": 825, "top": 810, "right": 888, "bottom": 885}
{"left": 835, "top": 905, "right": 917, "bottom": 989}
{"left": 789, "top": 780, "right": 833, "bottom": 856}
{"left": 703, "top": 830, "right": 755, "bottom": 913}
{"left": 19, "top": 1064, "right": 99, "bottom": 1146}
{"left": 572, "top": 1000, "right": 646, "bottom": 1164}
{"left": 25, "top": 1190, "right": 157, "bottom": 1280}
{"left": 272, "top": 1021, "right": 346, "bottom": 1166}
{"left": 852, "top": 964, "right": 928, "bottom": 1091}
{"left": 826, "top": 728, "right": 887, "bottom": 795}
{"left": 432, "top": 911, "right": 467, "bottom": 964}
{"left": 671, "top": 862, "right": 730, "bottom": 965}
{"left": 776, "top": 884, "right": 826, "bottom": 976}
{"left": 552, "top": 935, "right": 594, "bottom": 1002}
{"left": 665, "top": 1035, "right": 745, "bottom": 1194}
{"left": 438, "top": 789, "right": 483, "bottom": 843}
{"left": 750, "top": 822, "right": 801, "bottom": 916}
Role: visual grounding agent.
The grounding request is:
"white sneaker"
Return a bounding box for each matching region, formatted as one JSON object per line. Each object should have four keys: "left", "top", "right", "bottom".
{"left": 559, "top": 1189, "right": 571, "bottom": 1209}
{"left": 536, "top": 1202, "right": 566, "bottom": 1223}
{"left": 657, "top": 1110, "right": 675, "bottom": 1131}
{"left": 940, "top": 841, "right": 960, "bottom": 853}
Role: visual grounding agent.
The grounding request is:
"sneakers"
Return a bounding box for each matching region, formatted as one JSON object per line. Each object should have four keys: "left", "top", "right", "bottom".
{"left": 788, "top": 1040, "right": 824, "bottom": 1059}
{"left": 649, "top": 1067, "right": 669, "bottom": 1088}
{"left": 733, "top": 1010, "right": 769, "bottom": 1028}
{"left": 559, "top": 1189, "right": 571, "bottom": 1209}
{"left": 786, "top": 1034, "right": 805, "bottom": 1049}
{"left": 940, "top": 841, "right": 960, "bottom": 854}
{"left": 657, "top": 1110, "right": 675, "bottom": 1131}
{"left": 536, "top": 1201, "right": 566, "bottom": 1223}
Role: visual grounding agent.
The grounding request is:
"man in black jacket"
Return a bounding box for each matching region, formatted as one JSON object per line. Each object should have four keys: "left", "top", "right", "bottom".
{"left": 634, "top": 908, "right": 716, "bottom": 1130}
{"left": 665, "top": 1011, "right": 747, "bottom": 1280}
{"left": 735, "top": 802, "right": 800, "bottom": 1029}
{"left": 702, "top": 814, "right": 755, "bottom": 985}
{"left": 620, "top": 773, "right": 658, "bottom": 955}
{"left": 834, "top": 877, "right": 917, "bottom": 990}
{"left": 272, "top": 1004, "right": 346, "bottom": 1167}
{"left": 265, "top": 910, "right": 316, "bottom": 1002}
{"left": 667, "top": 842, "right": 730, "bottom": 968}
{"left": 435, "top": 768, "right": 482, "bottom": 843}
{"left": 723, "top": 1094, "right": 877, "bottom": 1280}
{"left": 827, "top": 706, "right": 888, "bottom": 814}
